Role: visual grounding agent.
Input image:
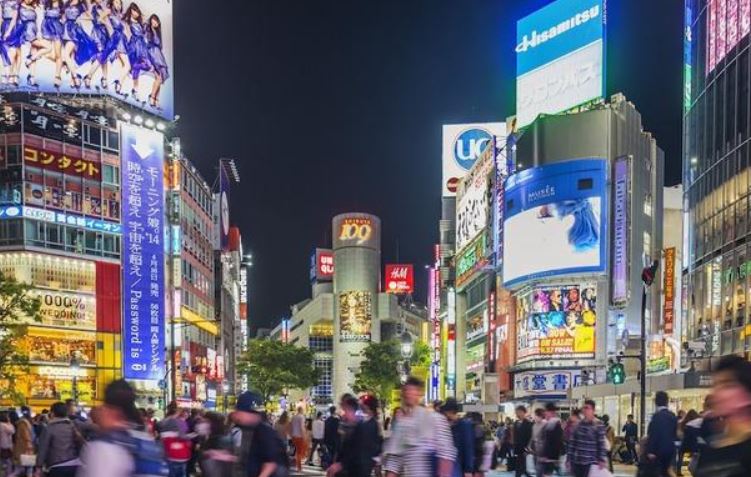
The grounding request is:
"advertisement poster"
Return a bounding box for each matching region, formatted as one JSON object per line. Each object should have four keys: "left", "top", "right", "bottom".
{"left": 516, "top": 284, "right": 597, "bottom": 362}
{"left": 442, "top": 123, "right": 505, "bottom": 197}
{"left": 0, "top": 0, "right": 174, "bottom": 119}
{"left": 456, "top": 141, "right": 493, "bottom": 252}
{"left": 456, "top": 232, "right": 489, "bottom": 288}
{"left": 385, "top": 264, "right": 414, "bottom": 294}
{"left": 310, "top": 248, "right": 334, "bottom": 282}
{"left": 663, "top": 247, "right": 676, "bottom": 335}
{"left": 466, "top": 311, "right": 487, "bottom": 343}
{"left": 333, "top": 214, "right": 380, "bottom": 251}
{"left": 611, "top": 157, "right": 631, "bottom": 305}
{"left": 503, "top": 159, "right": 608, "bottom": 287}
{"left": 30, "top": 289, "right": 96, "bottom": 329}
{"left": 339, "top": 291, "right": 372, "bottom": 342}
{"left": 707, "top": 0, "right": 751, "bottom": 74}
{"left": 516, "top": 0, "right": 606, "bottom": 127}
{"left": 121, "top": 123, "right": 165, "bottom": 381}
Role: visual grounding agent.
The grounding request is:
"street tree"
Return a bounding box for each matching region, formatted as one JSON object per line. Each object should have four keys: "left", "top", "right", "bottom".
{"left": 0, "top": 271, "right": 41, "bottom": 403}
{"left": 237, "top": 339, "right": 319, "bottom": 404}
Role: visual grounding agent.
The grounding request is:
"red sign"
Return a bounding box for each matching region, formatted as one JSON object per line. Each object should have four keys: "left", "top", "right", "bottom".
{"left": 317, "top": 250, "right": 334, "bottom": 280}
{"left": 385, "top": 264, "right": 414, "bottom": 294}
{"left": 23, "top": 145, "right": 101, "bottom": 180}
{"left": 663, "top": 247, "right": 676, "bottom": 335}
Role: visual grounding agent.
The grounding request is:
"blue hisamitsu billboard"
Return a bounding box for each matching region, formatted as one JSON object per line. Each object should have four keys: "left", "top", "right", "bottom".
{"left": 121, "top": 123, "right": 165, "bottom": 381}
{"left": 516, "top": 0, "right": 606, "bottom": 127}
{"left": 503, "top": 159, "right": 608, "bottom": 287}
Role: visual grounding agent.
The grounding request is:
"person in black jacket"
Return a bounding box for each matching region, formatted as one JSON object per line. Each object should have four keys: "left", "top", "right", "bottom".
{"left": 646, "top": 391, "right": 678, "bottom": 477}
{"left": 442, "top": 398, "right": 475, "bottom": 477}
{"left": 323, "top": 405, "right": 340, "bottom": 466}
{"left": 537, "top": 403, "right": 564, "bottom": 477}
{"left": 326, "top": 394, "right": 381, "bottom": 477}
{"left": 513, "top": 405, "right": 534, "bottom": 477}
{"left": 231, "top": 391, "right": 288, "bottom": 477}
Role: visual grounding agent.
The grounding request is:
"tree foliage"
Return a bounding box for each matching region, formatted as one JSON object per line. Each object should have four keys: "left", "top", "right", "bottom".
{"left": 237, "top": 339, "right": 319, "bottom": 403}
{"left": 353, "top": 339, "right": 432, "bottom": 405}
{"left": 0, "top": 271, "right": 41, "bottom": 403}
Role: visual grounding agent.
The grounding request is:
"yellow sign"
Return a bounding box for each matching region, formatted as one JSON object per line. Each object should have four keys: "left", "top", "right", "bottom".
{"left": 179, "top": 306, "right": 219, "bottom": 335}
{"left": 338, "top": 218, "right": 373, "bottom": 245}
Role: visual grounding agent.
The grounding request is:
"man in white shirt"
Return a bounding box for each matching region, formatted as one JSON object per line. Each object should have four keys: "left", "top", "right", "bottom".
{"left": 290, "top": 406, "right": 307, "bottom": 472}
{"left": 306, "top": 412, "right": 325, "bottom": 466}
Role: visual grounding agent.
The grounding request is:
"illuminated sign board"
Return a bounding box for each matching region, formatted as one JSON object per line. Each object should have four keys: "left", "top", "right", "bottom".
{"left": 333, "top": 214, "right": 380, "bottom": 250}
{"left": 516, "top": 283, "right": 597, "bottom": 362}
{"left": 310, "top": 248, "right": 335, "bottom": 282}
{"left": 442, "top": 123, "right": 505, "bottom": 197}
{"left": 514, "top": 369, "right": 583, "bottom": 398}
{"left": 707, "top": 0, "right": 751, "bottom": 74}
{"left": 456, "top": 140, "right": 494, "bottom": 252}
{"left": 23, "top": 145, "right": 101, "bottom": 180}
{"left": 5, "top": 0, "right": 174, "bottom": 118}
{"left": 385, "top": 264, "right": 415, "bottom": 294}
{"left": 446, "top": 288, "right": 456, "bottom": 392}
{"left": 503, "top": 159, "right": 608, "bottom": 287}
{"left": 456, "top": 232, "right": 488, "bottom": 288}
{"left": 240, "top": 266, "right": 248, "bottom": 320}
{"left": 30, "top": 289, "right": 96, "bottom": 330}
{"left": 338, "top": 291, "right": 372, "bottom": 342}
{"left": 516, "top": 0, "right": 606, "bottom": 127}
{"left": 121, "top": 124, "right": 165, "bottom": 381}
{"left": 0, "top": 205, "right": 121, "bottom": 234}
{"left": 663, "top": 247, "right": 676, "bottom": 335}
{"left": 611, "top": 157, "right": 630, "bottom": 305}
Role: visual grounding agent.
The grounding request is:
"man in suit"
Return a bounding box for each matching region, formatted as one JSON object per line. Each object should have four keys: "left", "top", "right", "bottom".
{"left": 646, "top": 391, "right": 678, "bottom": 477}
{"left": 513, "top": 405, "right": 534, "bottom": 477}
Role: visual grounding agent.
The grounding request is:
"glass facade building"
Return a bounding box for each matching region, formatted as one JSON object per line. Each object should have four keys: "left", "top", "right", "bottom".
{"left": 684, "top": 0, "right": 751, "bottom": 363}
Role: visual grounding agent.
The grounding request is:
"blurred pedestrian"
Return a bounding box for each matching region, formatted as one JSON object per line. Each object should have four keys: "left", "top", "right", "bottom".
{"left": 566, "top": 400, "right": 607, "bottom": 477}
{"left": 676, "top": 409, "right": 700, "bottom": 476}
{"left": 537, "top": 403, "right": 563, "bottom": 477}
{"left": 231, "top": 391, "right": 288, "bottom": 477}
{"left": 441, "top": 398, "right": 474, "bottom": 477}
{"left": 274, "top": 412, "right": 290, "bottom": 459}
{"left": 36, "top": 402, "right": 83, "bottom": 477}
{"left": 323, "top": 407, "right": 339, "bottom": 468}
{"left": 306, "top": 412, "right": 324, "bottom": 466}
{"left": 646, "top": 391, "right": 678, "bottom": 477}
{"left": 622, "top": 414, "right": 638, "bottom": 464}
{"left": 693, "top": 355, "right": 751, "bottom": 477}
{"left": 326, "top": 394, "right": 381, "bottom": 477}
{"left": 289, "top": 406, "right": 307, "bottom": 472}
{"left": 13, "top": 407, "right": 35, "bottom": 477}
{"left": 198, "top": 412, "right": 235, "bottom": 477}
{"left": 0, "top": 412, "right": 14, "bottom": 476}
{"left": 512, "top": 405, "right": 533, "bottom": 477}
{"left": 602, "top": 415, "right": 615, "bottom": 472}
{"left": 157, "top": 403, "right": 191, "bottom": 477}
{"left": 77, "top": 379, "right": 168, "bottom": 477}
{"left": 382, "top": 376, "right": 456, "bottom": 477}
{"left": 530, "top": 409, "right": 546, "bottom": 476}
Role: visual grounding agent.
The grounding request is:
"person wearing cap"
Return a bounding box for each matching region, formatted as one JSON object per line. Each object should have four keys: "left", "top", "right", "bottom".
{"left": 231, "top": 391, "right": 287, "bottom": 477}
{"left": 441, "top": 398, "right": 475, "bottom": 477}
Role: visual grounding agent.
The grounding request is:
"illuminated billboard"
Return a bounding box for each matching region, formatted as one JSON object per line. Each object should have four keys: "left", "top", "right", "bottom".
{"left": 503, "top": 159, "right": 608, "bottom": 287}
{"left": 310, "top": 248, "right": 334, "bottom": 282}
{"left": 121, "top": 123, "right": 165, "bottom": 381}
{"left": 707, "top": 0, "right": 751, "bottom": 74}
{"left": 456, "top": 140, "right": 494, "bottom": 252}
{"left": 516, "top": 284, "right": 597, "bottom": 362}
{"left": 442, "top": 123, "right": 505, "bottom": 197}
{"left": 385, "top": 264, "right": 414, "bottom": 294}
{"left": 0, "top": 1, "right": 174, "bottom": 119}
{"left": 333, "top": 213, "right": 380, "bottom": 251}
{"left": 338, "top": 291, "right": 372, "bottom": 342}
{"left": 516, "top": 0, "right": 606, "bottom": 127}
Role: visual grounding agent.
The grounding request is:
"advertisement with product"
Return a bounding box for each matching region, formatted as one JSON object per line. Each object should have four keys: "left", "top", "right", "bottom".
{"left": 456, "top": 232, "right": 489, "bottom": 288}
{"left": 456, "top": 140, "right": 494, "bottom": 252}
{"left": 707, "top": 0, "right": 751, "bottom": 74}
{"left": 310, "top": 248, "right": 335, "bottom": 282}
{"left": 29, "top": 289, "right": 96, "bottom": 329}
{"left": 28, "top": 366, "right": 95, "bottom": 402}
{"left": 333, "top": 214, "right": 380, "bottom": 251}
{"left": 1, "top": 0, "right": 174, "bottom": 119}
{"left": 385, "top": 264, "right": 414, "bottom": 294}
{"left": 121, "top": 123, "right": 165, "bottom": 381}
{"left": 514, "top": 369, "right": 583, "bottom": 399}
{"left": 611, "top": 156, "right": 631, "bottom": 305}
{"left": 338, "top": 291, "right": 372, "bottom": 342}
{"left": 516, "top": 0, "right": 606, "bottom": 127}
{"left": 466, "top": 311, "right": 488, "bottom": 343}
{"left": 516, "top": 284, "right": 597, "bottom": 362}
{"left": 442, "top": 123, "right": 505, "bottom": 197}
{"left": 503, "top": 159, "right": 608, "bottom": 287}
{"left": 26, "top": 327, "right": 96, "bottom": 365}
{"left": 466, "top": 342, "right": 485, "bottom": 374}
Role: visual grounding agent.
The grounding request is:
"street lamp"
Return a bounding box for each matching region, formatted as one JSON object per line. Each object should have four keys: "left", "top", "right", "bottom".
{"left": 70, "top": 353, "right": 80, "bottom": 406}
{"left": 223, "top": 381, "right": 230, "bottom": 413}
{"left": 400, "top": 332, "right": 413, "bottom": 382}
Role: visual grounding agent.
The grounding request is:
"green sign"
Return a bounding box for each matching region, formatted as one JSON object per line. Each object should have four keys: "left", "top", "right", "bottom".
{"left": 456, "top": 233, "right": 487, "bottom": 287}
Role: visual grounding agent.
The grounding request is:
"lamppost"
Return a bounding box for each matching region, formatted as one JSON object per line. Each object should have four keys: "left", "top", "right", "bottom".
{"left": 70, "top": 353, "right": 80, "bottom": 405}
{"left": 223, "top": 381, "right": 230, "bottom": 413}
{"left": 400, "top": 331, "right": 413, "bottom": 382}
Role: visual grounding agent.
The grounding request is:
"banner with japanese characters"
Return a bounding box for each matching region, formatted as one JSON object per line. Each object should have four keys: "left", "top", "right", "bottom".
{"left": 121, "top": 123, "right": 165, "bottom": 381}
{"left": 513, "top": 369, "right": 583, "bottom": 398}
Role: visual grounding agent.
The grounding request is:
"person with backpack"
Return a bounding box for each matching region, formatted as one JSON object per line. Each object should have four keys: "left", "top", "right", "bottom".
{"left": 35, "top": 402, "right": 83, "bottom": 477}
{"left": 77, "top": 379, "right": 168, "bottom": 477}
{"left": 231, "top": 391, "right": 288, "bottom": 477}
{"left": 157, "top": 404, "right": 192, "bottom": 477}
{"left": 537, "top": 403, "right": 564, "bottom": 477}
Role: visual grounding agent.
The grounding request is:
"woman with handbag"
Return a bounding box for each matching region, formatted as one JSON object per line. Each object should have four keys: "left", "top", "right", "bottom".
{"left": 13, "top": 407, "right": 35, "bottom": 477}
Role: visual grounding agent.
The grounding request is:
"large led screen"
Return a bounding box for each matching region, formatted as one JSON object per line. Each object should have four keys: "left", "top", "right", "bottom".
{"left": 503, "top": 159, "right": 607, "bottom": 287}
{"left": 0, "top": 0, "right": 173, "bottom": 119}
{"left": 339, "top": 291, "right": 372, "bottom": 342}
{"left": 516, "top": 0, "right": 605, "bottom": 127}
{"left": 516, "top": 283, "right": 597, "bottom": 362}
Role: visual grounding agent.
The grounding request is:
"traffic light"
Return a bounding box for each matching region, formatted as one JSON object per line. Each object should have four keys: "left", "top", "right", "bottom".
{"left": 609, "top": 360, "right": 626, "bottom": 385}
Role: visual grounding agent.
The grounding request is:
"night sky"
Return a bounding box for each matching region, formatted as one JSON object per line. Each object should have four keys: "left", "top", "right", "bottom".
{"left": 173, "top": 0, "right": 684, "bottom": 332}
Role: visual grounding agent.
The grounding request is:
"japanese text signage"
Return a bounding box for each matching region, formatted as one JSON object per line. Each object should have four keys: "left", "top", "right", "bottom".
{"left": 0, "top": 206, "right": 121, "bottom": 234}
{"left": 514, "top": 369, "right": 583, "bottom": 398}
{"left": 456, "top": 233, "right": 488, "bottom": 288}
{"left": 24, "top": 145, "right": 101, "bottom": 180}
{"left": 385, "top": 264, "right": 414, "bottom": 294}
{"left": 121, "top": 124, "right": 165, "bottom": 381}
{"left": 612, "top": 157, "right": 631, "bottom": 305}
{"left": 663, "top": 247, "right": 676, "bottom": 335}
{"left": 707, "top": 0, "right": 751, "bottom": 74}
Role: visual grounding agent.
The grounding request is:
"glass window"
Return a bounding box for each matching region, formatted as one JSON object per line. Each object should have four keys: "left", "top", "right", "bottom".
{"left": 7, "top": 145, "right": 20, "bottom": 165}
{"left": 45, "top": 223, "right": 62, "bottom": 248}
{"left": 102, "top": 164, "right": 120, "bottom": 185}
{"left": 644, "top": 194, "right": 653, "bottom": 216}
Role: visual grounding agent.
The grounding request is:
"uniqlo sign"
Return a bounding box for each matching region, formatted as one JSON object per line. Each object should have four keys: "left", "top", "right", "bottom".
{"left": 385, "top": 264, "right": 414, "bottom": 294}
{"left": 313, "top": 249, "right": 334, "bottom": 282}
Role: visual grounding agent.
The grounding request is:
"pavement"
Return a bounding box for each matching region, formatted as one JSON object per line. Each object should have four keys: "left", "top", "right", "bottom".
{"left": 291, "top": 463, "right": 641, "bottom": 476}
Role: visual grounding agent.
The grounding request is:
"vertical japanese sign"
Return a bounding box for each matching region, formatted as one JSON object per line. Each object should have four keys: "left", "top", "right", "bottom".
{"left": 219, "top": 164, "right": 230, "bottom": 251}
{"left": 446, "top": 288, "right": 456, "bottom": 394}
{"left": 612, "top": 157, "right": 630, "bottom": 305}
{"left": 663, "top": 247, "right": 676, "bottom": 335}
{"left": 121, "top": 124, "right": 165, "bottom": 381}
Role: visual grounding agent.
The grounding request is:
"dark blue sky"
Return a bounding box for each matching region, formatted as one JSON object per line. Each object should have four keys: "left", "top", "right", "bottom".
{"left": 173, "top": 0, "right": 683, "bottom": 330}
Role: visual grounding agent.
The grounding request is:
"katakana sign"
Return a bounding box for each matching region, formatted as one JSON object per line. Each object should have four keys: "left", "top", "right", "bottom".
{"left": 23, "top": 145, "right": 101, "bottom": 180}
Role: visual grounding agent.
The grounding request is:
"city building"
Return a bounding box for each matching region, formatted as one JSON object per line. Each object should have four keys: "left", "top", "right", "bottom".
{"left": 271, "top": 213, "right": 426, "bottom": 407}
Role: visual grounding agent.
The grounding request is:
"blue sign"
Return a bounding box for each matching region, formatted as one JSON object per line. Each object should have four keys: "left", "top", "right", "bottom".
{"left": 121, "top": 123, "right": 165, "bottom": 381}
{"left": 454, "top": 128, "right": 493, "bottom": 171}
{"left": 0, "top": 205, "right": 122, "bottom": 234}
{"left": 516, "top": 0, "right": 605, "bottom": 76}
{"left": 503, "top": 159, "right": 608, "bottom": 287}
